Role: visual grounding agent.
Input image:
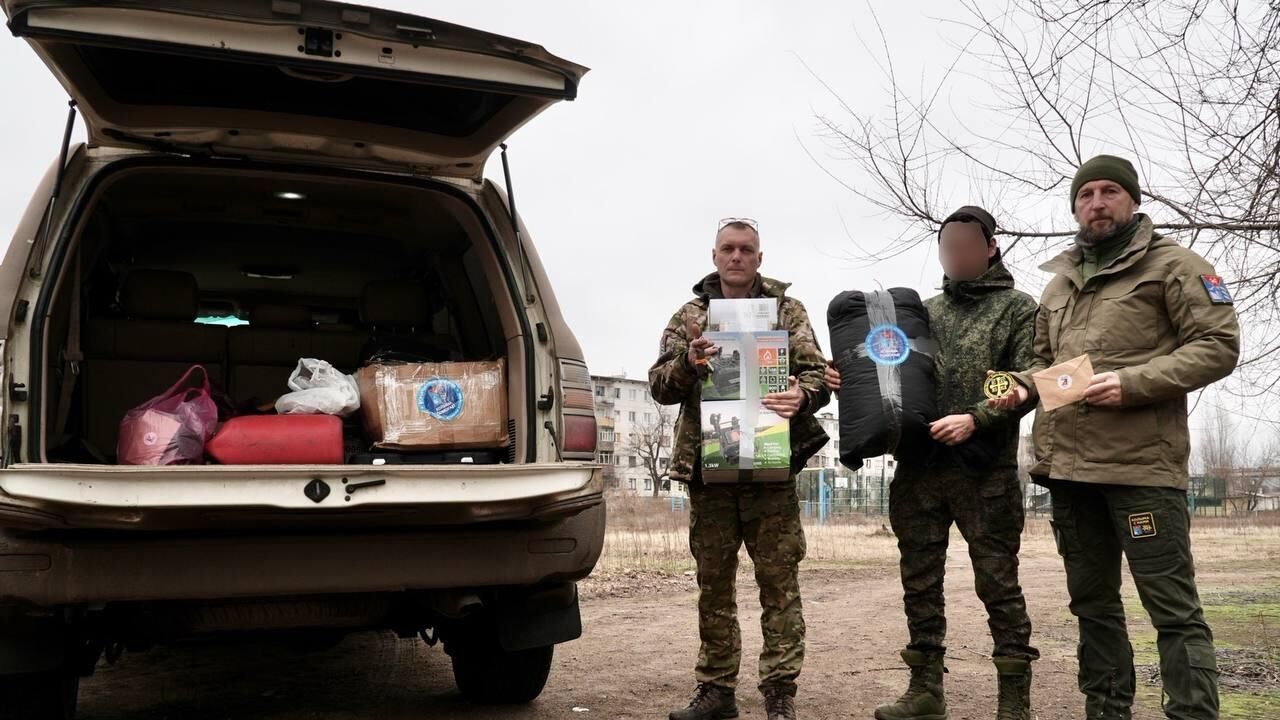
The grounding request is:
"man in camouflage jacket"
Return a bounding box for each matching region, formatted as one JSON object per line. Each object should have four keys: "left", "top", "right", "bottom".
{"left": 650, "top": 219, "right": 829, "bottom": 720}
{"left": 826, "top": 206, "right": 1039, "bottom": 720}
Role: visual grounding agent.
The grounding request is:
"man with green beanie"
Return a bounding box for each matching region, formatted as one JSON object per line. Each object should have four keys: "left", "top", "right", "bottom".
{"left": 826, "top": 205, "right": 1040, "bottom": 720}
{"left": 1068, "top": 155, "right": 1145, "bottom": 282}
{"left": 989, "top": 154, "right": 1240, "bottom": 719}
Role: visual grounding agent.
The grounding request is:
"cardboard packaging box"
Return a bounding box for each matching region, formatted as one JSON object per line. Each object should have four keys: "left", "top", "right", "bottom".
{"left": 700, "top": 329, "right": 791, "bottom": 482}
{"left": 355, "top": 360, "right": 508, "bottom": 451}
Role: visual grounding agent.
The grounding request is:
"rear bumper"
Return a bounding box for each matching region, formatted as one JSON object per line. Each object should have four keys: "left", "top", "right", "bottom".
{"left": 0, "top": 502, "right": 605, "bottom": 607}
{"left": 0, "top": 462, "right": 602, "bottom": 531}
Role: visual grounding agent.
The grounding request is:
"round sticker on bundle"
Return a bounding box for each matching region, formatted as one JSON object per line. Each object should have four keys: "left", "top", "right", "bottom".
{"left": 143, "top": 432, "right": 159, "bottom": 446}
{"left": 1057, "top": 374, "right": 1073, "bottom": 390}
{"left": 417, "top": 378, "right": 465, "bottom": 421}
{"left": 865, "top": 324, "right": 911, "bottom": 366}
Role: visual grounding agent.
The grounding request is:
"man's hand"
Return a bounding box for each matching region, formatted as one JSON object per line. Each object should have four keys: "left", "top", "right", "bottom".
{"left": 824, "top": 361, "right": 841, "bottom": 392}
{"left": 985, "top": 370, "right": 1030, "bottom": 410}
{"left": 1085, "top": 371, "right": 1123, "bottom": 407}
{"left": 684, "top": 320, "right": 719, "bottom": 367}
{"left": 686, "top": 336, "right": 719, "bottom": 367}
{"left": 929, "top": 414, "right": 976, "bottom": 446}
{"left": 762, "top": 376, "right": 807, "bottom": 419}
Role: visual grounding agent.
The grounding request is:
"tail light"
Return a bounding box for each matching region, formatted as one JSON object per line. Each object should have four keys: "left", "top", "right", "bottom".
{"left": 559, "top": 359, "right": 597, "bottom": 460}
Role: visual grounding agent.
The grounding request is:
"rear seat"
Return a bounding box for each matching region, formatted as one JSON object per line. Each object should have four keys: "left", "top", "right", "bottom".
{"left": 228, "top": 305, "right": 366, "bottom": 409}
{"left": 361, "top": 281, "right": 461, "bottom": 361}
{"left": 82, "top": 277, "right": 445, "bottom": 456}
{"left": 83, "top": 270, "right": 226, "bottom": 457}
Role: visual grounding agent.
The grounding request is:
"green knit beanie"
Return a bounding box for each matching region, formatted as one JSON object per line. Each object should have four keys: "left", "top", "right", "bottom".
{"left": 1070, "top": 155, "right": 1141, "bottom": 211}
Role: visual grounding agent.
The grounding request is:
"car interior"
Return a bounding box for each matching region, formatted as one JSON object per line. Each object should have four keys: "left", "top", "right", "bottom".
{"left": 40, "top": 168, "right": 515, "bottom": 464}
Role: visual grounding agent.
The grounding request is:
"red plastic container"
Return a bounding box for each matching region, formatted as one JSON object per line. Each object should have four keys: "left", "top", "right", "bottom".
{"left": 206, "top": 415, "right": 344, "bottom": 465}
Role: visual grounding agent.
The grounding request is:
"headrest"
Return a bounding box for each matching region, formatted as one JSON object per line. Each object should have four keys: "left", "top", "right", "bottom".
{"left": 252, "top": 304, "right": 312, "bottom": 329}
{"left": 361, "top": 281, "right": 429, "bottom": 328}
{"left": 121, "top": 270, "right": 198, "bottom": 321}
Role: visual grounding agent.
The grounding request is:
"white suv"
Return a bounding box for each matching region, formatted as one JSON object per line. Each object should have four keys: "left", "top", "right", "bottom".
{"left": 0, "top": 2, "right": 603, "bottom": 717}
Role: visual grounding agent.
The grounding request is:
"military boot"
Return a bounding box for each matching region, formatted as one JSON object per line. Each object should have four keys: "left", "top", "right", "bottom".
{"left": 873, "top": 649, "right": 948, "bottom": 720}
{"left": 763, "top": 688, "right": 796, "bottom": 720}
{"left": 669, "top": 683, "right": 739, "bottom": 720}
{"left": 993, "top": 657, "right": 1032, "bottom": 720}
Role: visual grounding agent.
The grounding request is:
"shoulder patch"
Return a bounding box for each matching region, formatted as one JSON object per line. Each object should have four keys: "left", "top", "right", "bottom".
{"left": 1200, "top": 275, "right": 1234, "bottom": 305}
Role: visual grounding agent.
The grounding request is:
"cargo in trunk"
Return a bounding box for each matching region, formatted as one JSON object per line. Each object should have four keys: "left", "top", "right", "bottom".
{"left": 355, "top": 360, "right": 508, "bottom": 451}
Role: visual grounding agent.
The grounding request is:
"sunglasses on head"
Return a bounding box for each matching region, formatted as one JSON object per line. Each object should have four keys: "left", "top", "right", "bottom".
{"left": 717, "top": 217, "right": 759, "bottom": 232}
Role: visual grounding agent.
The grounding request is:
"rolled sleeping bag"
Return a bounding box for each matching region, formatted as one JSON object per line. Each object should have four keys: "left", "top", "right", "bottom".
{"left": 827, "top": 287, "right": 938, "bottom": 470}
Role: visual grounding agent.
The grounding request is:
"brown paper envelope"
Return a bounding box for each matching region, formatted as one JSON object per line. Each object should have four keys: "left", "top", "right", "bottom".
{"left": 1031, "top": 354, "right": 1094, "bottom": 411}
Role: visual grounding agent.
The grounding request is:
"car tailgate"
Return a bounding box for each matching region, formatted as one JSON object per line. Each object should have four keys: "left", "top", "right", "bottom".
{"left": 0, "top": 462, "right": 603, "bottom": 531}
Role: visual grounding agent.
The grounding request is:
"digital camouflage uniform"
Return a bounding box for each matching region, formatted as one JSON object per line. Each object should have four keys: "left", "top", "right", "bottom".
{"left": 1014, "top": 215, "right": 1240, "bottom": 720}
{"left": 890, "top": 256, "right": 1041, "bottom": 663}
{"left": 649, "top": 272, "right": 830, "bottom": 696}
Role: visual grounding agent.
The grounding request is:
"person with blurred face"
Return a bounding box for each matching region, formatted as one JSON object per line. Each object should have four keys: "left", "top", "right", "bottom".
{"left": 651, "top": 219, "right": 831, "bottom": 720}
{"left": 987, "top": 155, "right": 1241, "bottom": 719}
{"left": 826, "top": 206, "right": 1040, "bottom": 720}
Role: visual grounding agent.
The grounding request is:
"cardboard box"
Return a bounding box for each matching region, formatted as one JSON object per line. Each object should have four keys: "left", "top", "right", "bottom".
{"left": 355, "top": 360, "right": 508, "bottom": 451}
{"left": 700, "top": 329, "right": 791, "bottom": 482}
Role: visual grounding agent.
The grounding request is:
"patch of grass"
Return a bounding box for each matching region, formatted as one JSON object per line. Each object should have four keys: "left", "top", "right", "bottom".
{"left": 1200, "top": 588, "right": 1280, "bottom": 671}
{"left": 1205, "top": 603, "right": 1280, "bottom": 625}
{"left": 1134, "top": 683, "right": 1164, "bottom": 711}
{"left": 597, "top": 495, "right": 906, "bottom": 573}
{"left": 1220, "top": 690, "right": 1280, "bottom": 719}
{"left": 1132, "top": 583, "right": 1280, "bottom": 715}
{"left": 1132, "top": 633, "right": 1160, "bottom": 666}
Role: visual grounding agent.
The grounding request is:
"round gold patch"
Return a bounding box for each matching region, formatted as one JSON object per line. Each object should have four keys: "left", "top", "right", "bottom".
{"left": 983, "top": 372, "right": 1015, "bottom": 400}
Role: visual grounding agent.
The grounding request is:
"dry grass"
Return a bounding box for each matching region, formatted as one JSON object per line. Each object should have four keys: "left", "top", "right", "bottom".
{"left": 600, "top": 495, "right": 1280, "bottom": 574}
{"left": 600, "top": 494, "right": 912, "bottom": 572}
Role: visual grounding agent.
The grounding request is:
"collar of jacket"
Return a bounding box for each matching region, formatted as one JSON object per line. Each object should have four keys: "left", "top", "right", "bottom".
{"left": 692, "top": 272, "right": 790, "bottom": 301}
{"left": 942, "top": 255, "right": 1017, "bottom": 304}
{"left": 1040, "top": 214, "right": 1169, "bottom": 289}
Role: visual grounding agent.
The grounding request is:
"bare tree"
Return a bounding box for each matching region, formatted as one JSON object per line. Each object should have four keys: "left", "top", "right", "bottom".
{"left": 1200, "top": 402, "right": 1239, "bottom": 481}
{"left": 1199, "top": 401, "right": 1276, "bottom": 512}
{"left": 1259, "top": 432, "right": 1280, "bottom": 498}
{"left": 814, "top": 0, "right": 1280, "bottom": 398}
{"left": 622, "top": 399, "right": 674, "bottom": 497}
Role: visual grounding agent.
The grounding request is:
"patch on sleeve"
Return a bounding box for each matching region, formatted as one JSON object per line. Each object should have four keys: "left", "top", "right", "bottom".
{"left": 1128, "top": 512, "right": 1158, "bottom": 539}
{"left": 1200, "top": 275, "right": 1234, "bottom": 305}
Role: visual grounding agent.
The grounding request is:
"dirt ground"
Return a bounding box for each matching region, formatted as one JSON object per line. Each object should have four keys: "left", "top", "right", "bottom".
{"left": 74, "top": 520, "right": 1280, "bottom": 720}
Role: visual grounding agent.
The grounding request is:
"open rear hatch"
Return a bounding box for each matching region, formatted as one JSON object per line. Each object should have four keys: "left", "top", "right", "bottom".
{"left": 3, "top": 0, "right": 588, "bottom": 177}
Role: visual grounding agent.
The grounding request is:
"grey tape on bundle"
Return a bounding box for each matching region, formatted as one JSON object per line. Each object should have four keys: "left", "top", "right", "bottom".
{"left": 866, "top": 290, "right": 904, "bottom": 454}
{"left": 741, "top": 331, "right": 758, "bottom": 470}
{"left": 853, "top": 338, "right": 938, "bottom": 361}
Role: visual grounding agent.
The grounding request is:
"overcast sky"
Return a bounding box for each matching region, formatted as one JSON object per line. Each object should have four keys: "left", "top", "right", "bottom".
{"left": 0, "top": 1, "right": 1266, "bottom": 456}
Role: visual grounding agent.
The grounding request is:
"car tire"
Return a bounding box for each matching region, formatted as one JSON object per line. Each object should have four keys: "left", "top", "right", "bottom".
{"left": 0, "top": 668, "right": 79, "bottom": 720}
{"left": 449, "top": 640, "right": 553, "bottom": 705}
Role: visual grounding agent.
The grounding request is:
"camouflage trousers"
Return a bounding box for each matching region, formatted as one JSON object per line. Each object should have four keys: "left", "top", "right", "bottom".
{"left": 687, "top": 480, "right": 806, "bottom": 696}
{"left": 888, "top": 465, "right": 1039, "bottom": 661}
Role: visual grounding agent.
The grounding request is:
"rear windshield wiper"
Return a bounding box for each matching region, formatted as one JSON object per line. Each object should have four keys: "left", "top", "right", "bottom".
{"left": 100, "top": 129, "right": 249, "bottom": 161}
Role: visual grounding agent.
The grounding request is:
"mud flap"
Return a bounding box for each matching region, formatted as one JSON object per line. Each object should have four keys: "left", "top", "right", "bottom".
{"left": 496, "top": 582, "right": 581, "bottom": 652}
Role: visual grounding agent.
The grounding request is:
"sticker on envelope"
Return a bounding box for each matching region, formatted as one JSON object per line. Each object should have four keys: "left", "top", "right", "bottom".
{"left": 1032, "top": 354, "right": 1093, "bottom": 411}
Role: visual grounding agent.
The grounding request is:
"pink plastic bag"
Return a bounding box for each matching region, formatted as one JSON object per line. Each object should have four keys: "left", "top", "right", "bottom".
{"left": 117, "top": 366, "right": 219, "bottom": 465}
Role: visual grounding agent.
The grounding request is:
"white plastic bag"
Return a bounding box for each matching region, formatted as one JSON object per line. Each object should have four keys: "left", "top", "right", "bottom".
{"left": 275, "top": 358, "right": 361, "bottom": 417}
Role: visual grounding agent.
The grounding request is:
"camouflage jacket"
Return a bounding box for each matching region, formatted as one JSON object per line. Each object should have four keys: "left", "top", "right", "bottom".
{"left": 648, "top": 273, "right": 831, "bottom": 484}
{"left": 918, "top": 257, "right": 1038, "bottom": 475}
